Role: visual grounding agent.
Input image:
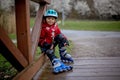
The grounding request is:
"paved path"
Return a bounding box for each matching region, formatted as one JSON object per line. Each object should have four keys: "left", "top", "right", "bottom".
{"left": 62, "top": 30, "right": 120, "bottom": 57}
{"left": 33, "top": 30, "right": 120, "bottom": 80}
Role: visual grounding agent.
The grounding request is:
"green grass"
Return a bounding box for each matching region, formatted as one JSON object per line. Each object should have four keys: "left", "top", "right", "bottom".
{"left": 30, "top": 17, "right": 35, "bottom": 27}
{"left": 59, "top": 20, "right": 120, "bottom": 31}
{"left": 30, "top": 18, "right": 120, "bottom": 32}
{"left": 8, "top": 34, "right": 16, "bottom": 40}
{"left": 0, "top": 54, "right": 17, "bottom": 79}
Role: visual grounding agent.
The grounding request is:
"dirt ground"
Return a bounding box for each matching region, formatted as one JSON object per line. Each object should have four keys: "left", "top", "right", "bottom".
{"left": 62, "top": 30, "right": 120, "bottom": 58}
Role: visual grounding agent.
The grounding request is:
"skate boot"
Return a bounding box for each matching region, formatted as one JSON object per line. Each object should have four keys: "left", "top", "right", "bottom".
{"left": 52, "top": 58, "right": 73, "bottom": 74}
{"left": 60, "top": 47, "right": 74, "bottom": 63}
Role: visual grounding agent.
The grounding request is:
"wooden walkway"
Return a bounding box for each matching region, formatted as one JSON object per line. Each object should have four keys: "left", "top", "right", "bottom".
{"left": 33, "top": 57, "right": 120, "bottom": 80}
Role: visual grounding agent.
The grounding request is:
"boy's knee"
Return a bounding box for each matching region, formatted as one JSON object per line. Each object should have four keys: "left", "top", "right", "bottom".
{"left": 60, "top": 47, "right": 66, "bottom": 52}
{"left": 55, "top": 34, "right": 69, "bottom": 44}
{"left": 55, "top": 34, "right": 64, "bottom": 41}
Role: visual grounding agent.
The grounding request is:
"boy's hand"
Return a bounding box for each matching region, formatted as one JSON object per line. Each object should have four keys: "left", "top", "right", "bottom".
{"left": 64, "top": 41, "right": 69, "bottom": 46}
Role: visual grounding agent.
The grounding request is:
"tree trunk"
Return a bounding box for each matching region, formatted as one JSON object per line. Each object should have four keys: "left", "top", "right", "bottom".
{"left": 86, "top": 0, "right": 99, "bottom": 19}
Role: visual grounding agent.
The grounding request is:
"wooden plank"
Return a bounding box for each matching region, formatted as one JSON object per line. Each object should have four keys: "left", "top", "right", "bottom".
{"left": 0, "top": 27, "right": 28, "bottom": 69}
{"left": 15, "top": 0, "right": 32, "bottom": 63}
{"left": 74, "top": 59, "right": 120, "bottom": 65}
{"left": 38, "top": 66, "right": 120, "bottom": 77}
{"left": 42, "top": 66, "right": 120, "bottom": 73}
{"left": 38, "top": 69, "right": 120, "bottom": 80}
{"left": 33, "top": 62, "right": 49, "bottom": 80}
{"left": 74, "top": 57, "right": 120, "bottom": 60}
{"left": 31, "top": 3, "right": 47, "bottom": 58}
{"left": 35, "top": 65, "right": 120, "bottom": 79}
{"left": 74, "top": 64, "right": 120, "bottom": 68}
{"left": 73, "top": 68, "right": 120, "bottom": 73}
{"left": 0, "top": 40, "right": 24, "bottom": 71}
{"left": 36, "top": 57, "right": 120, "bottom": 80}
{"left": 39, "top": 76, "right": 120, "bottom": 80}
{"left": 57, "top": 72, "right": 120, "bottom": 77}
{"left": 31, "top": 0, "right": 51, "bottom": 4}
{"left": 45, "top": 64, "right": 120, "bottom": 69}
{"left": 38, "top": 69, "right": 120, "bottom": 78}
{"left": 59, "top": 77, "right": 120, "bottom": 80}
{"left": 13, "top": 53, "right": 47, "bottom": 80}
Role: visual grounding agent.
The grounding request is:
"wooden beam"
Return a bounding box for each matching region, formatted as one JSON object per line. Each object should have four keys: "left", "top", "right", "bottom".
{"left": 0, "top": 40, "right": 24, "bottom": 71}
{"left": 31, "top": 3, "right": 47, "bottom": 57}
{"left": 13, "top": 53, "right": 47, "bottom": 80}
{"left": 0, "top": 27, "right": 28, "bottom": 69}
{"left": 15, "top": 0, "right": 32, "bottom": 63}
{"left": 31, "top": 0, "right": 51, "bottom": 4}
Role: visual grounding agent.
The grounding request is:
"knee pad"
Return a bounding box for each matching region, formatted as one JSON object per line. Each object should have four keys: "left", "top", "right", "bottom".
{"left": 46, "top": 49, "right": 54, "bottom": 55}
{"left": 59, "top": 47, "right": 66, "bottom": 54}
{"left": 55, "top": 34, "right": 69, "bottom": 46}
{"left": 55, "top": 34, "right": 65, "bottom": 42}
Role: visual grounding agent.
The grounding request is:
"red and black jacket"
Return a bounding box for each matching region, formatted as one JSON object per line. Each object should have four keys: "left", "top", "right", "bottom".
{"left": 39, "top": 22, "right": 61, "bottom": 46}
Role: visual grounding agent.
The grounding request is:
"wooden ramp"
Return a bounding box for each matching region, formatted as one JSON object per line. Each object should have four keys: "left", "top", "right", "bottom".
{"left": 33, "top": 57, "right": 120, "bottom": 80}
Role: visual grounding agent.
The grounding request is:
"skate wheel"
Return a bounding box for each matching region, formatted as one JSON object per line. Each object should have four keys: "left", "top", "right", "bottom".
{"left": 68, "top": 66, "right": 73, "bottom": 71}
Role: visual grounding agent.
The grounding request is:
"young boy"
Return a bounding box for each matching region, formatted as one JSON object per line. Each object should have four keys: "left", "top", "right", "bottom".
{"left": 38, "top": 9, "right": 74, "bottom": 74}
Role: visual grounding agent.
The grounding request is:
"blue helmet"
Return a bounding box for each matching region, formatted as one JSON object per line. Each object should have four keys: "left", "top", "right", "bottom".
{"left": 44, "top": 9, "right": 58, "bottom": 18}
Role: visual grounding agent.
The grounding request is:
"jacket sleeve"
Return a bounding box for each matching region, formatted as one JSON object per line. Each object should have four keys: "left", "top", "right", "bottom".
{"left": 55, "top": 24, "right": 67, "bottom": 39}
{"left": 55, "top": 24, "right": 61, "bottom": 35}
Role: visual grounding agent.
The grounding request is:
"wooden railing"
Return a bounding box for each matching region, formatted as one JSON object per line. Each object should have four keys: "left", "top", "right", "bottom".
{"left": 0, "top": 0, "right": 51, "bottom": 79}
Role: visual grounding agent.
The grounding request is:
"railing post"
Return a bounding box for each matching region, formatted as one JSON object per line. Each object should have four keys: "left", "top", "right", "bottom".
{"left": 15, "top": 0, "right": 33, "bottom": 63}
{"left": 31, "top": 2, "right": 47, "bottom": 58}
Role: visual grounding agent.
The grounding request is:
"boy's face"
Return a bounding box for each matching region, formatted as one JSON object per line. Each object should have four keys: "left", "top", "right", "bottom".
{"left": 46, "top": 17, "right": 56, "bottom": 25}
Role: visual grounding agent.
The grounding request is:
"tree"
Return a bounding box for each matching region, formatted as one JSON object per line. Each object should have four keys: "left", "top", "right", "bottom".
{"left": 0, "top": 0, "right": 16, "bottom": 33}
{"left": 109, "top": 0, "right": 120, "bottom": 20}
{"left": 86, "top": 0, "right": 99, "bottom": 19}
